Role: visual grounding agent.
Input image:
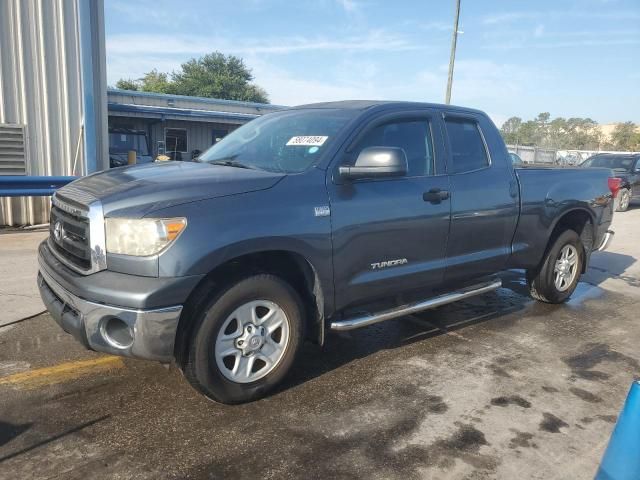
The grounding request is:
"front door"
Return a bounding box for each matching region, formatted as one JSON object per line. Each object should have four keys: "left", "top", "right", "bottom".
{"left": 328, "top": 113, "right": 451, "bottom": 311}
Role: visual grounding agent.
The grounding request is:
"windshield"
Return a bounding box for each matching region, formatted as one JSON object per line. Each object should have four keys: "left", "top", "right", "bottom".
{"left": 109, "top": 132, "right": 149, "bottom": 156}
{"left": 582, "top": 155, "right": 636, "bottom": 170}
{"left": 198, "top": 109, "right": 356, "bottom": 173}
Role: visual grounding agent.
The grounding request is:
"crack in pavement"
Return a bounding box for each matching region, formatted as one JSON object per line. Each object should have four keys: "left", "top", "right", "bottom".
{"left": 0, "top": 290, "right": 40, "bottom": 299}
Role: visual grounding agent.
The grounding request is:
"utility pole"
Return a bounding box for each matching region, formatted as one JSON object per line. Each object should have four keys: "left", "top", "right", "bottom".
{"left": 445, "top": 0, "right": 461, "bottom": 104}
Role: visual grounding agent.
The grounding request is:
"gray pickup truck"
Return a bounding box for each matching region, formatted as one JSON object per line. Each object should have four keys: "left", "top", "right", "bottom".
{"left": 38, "top": 101, "right": 615, "bottom": 403}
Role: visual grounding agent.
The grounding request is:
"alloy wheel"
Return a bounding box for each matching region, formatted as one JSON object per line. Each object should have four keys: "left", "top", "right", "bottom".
{"left": 214, "top": 300, "right": 290, "bottom": 383}
{"left": 554, "top": 244, "right": 579, "bottom": 292}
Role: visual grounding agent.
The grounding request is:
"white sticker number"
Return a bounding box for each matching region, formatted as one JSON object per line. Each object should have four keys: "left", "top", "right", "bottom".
{"left": 286, "top": 136, "right": 328, "bottom": 147}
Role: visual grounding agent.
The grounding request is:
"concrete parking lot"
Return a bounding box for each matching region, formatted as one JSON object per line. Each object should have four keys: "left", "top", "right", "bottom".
{"left": 1, "top": 208, "right": 639, "bottom": 480}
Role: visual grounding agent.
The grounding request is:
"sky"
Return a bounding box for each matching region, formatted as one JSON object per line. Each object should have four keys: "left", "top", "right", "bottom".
{"left": 104, "top": 0, "right": 640, "bottom": 127}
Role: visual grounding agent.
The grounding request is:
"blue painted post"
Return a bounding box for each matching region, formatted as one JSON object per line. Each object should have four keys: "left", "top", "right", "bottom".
{"left": 596, "top": 381, "right": 640, "bottom": 480}
{"left": 78, "top": 0, "right": 98, "bottom": 174}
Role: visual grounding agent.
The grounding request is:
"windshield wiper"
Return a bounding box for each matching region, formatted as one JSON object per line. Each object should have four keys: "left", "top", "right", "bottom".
{"left": 208, "top": 159, "right": 254, "bottom": 170}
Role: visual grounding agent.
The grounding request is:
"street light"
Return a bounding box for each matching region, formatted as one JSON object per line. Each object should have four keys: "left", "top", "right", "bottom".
{"left": 445, "top": 0, "right": 461, "bottom": 104}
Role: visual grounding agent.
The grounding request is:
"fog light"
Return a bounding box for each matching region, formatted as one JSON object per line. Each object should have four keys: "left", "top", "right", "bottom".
{"left": 101, "top": 317, "right": 134, "bottom": 349}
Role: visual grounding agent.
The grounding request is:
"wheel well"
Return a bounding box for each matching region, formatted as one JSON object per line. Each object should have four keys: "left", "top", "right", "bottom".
{"left": 547, "top": 209, "right": 594, "bottom": 273}
{"left": 174, "top": 251, "right": 324, "bottom": 365}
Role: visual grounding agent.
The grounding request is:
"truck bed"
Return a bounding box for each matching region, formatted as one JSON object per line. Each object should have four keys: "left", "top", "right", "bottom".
{"left": 509, "top": 166, "right": 614, "bottom": 270}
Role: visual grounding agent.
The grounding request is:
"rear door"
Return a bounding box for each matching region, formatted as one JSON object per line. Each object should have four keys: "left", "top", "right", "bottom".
{"left": 328, "top": 111, "right": 451, "bottom": 311}
{"left": 442, "top": 113, "right": 519, "bottom": 284}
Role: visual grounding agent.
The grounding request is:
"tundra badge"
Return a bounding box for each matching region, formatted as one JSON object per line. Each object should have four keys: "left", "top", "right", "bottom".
{"left": 371, "top": 258, "right": 408, "bottom": 270}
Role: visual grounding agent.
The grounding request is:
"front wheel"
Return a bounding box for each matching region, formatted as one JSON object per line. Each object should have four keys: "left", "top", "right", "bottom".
{"left": 616, "top": 188, "right": 631, "bottom": 212}
{"left": 182, "top": 274, "right": 304, "bottom": 404}
{"left": 527, "top": 229, "right": 584, "bottom": 304}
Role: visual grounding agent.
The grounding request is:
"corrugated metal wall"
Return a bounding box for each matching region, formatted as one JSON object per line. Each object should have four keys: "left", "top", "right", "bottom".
{"left": 0, "top": 0, "right": 108, "bottom": 226}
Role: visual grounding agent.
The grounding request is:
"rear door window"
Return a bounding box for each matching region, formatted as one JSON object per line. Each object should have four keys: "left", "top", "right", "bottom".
{"left": 444, "top": 118, "right": 489, "bottom": 174}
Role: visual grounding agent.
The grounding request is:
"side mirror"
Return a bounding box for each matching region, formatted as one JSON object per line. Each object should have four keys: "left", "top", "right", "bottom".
{"left": 339, "top": 146, "right": 408, "bottom": 180}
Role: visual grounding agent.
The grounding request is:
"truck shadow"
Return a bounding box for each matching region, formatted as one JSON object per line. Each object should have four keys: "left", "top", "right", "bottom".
{"left": 0, "top": 421, "right": 32, "bottom": 449}
{"left": 279, "top": 271, "right": 534, "bottom": 394}
{"left": 585, "top": 251, "right": 638, "bottom": 288}
{"left": 0, "top": 416, "right": 109, "bottom": 464}
{"left": 278, "top": 254, "right": 636, "bottom": 395}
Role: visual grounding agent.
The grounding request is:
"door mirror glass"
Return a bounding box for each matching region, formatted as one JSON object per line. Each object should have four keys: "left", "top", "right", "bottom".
{"left": 339, "top": 146, "right": 408, "bottom": 180}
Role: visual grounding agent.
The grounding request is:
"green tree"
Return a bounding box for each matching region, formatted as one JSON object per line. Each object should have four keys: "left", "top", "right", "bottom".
{"left": 115, "top": 78, "right": 139, "bottom": 91}
{"left": 499, "top": 112, "right": 606, "bottom": 150}
{"left": 517, "top": 120, "right": 542, "bottom": 146}
{"left": 546, "top": 117, "right": 568, "bottom": 148}
{"left": 138, "top": 70, "right": 175, "bottom": 94}
{"left": 611, "top": 122, "right": 640, "bottom": 151}
{"left": 114, "top": 52, "right": 269, "bottom": 103}
{"left": 535, "top": 112, "right": 551, "bottom": 130}
{"left": 500, "top": 117, "right": 522, "bottom": 145}
{"left": 171, "top": 53, "right": 268, "bottom": 102}
{"left": 565, "top": 118, "right": 600, "bottom": 150}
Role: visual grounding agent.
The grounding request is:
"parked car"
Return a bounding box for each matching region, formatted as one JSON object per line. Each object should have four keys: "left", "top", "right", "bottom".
{"left": 561, "top": 152, "right": 582, "bottom": 166}
{"left": 108, "top": 128, "right": 153, "bottom": 168}
{"left": 509, "top": 152, "right": 523, "bottom": 166}
{"left": 581, "top": 153, "right": 640, "bottom": 211}
{"left": 38, "top": 101, "right": 615, "bottom": 404}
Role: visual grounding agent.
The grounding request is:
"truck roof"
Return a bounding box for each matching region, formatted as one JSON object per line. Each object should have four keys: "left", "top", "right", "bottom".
{"left": 589, "top": 152, "right": 640, "bottom": 159}
{"left": 291, "top": 100, "right": 486, "bottom": 116}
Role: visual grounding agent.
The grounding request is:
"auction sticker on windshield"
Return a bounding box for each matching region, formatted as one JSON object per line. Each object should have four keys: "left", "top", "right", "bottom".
{"left": 286, "top": 136, "right": 328, "bottom": 146}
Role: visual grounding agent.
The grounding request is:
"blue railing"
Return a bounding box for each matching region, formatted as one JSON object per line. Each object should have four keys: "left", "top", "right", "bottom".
{"left": 0, "top": 176, "right": 77, "bottom": 197}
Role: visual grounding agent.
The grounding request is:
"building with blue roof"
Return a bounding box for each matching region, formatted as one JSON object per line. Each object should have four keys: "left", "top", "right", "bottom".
{"left": 107, "top": 88, "right": 284, "bottom": 162}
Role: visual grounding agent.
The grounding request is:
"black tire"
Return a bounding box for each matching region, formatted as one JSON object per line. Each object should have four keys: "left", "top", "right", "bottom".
{"left": 181, "top": 274, "right": 304, "bottom": 404}
{"left": 616, "top": 188, "right": 631, "bottom": 212}
{"left": 526, "top": 229, "right": 584, "bottom": 304}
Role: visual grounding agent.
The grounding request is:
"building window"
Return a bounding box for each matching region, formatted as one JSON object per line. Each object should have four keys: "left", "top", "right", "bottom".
{"left": 212, "top": 129, "right": 228, "bottom": 145}
{"left": 165, "top": 128, "right": 188, "bottom": 155}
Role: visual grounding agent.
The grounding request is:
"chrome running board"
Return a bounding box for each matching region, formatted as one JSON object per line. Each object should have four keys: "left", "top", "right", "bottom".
{"left": 330, "top": 279, "right": 502, "bottom": 331}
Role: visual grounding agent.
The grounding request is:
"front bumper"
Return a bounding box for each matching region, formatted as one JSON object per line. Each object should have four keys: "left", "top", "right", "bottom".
{"left": 37, "top": 262, "right": 183, "bottom": 363}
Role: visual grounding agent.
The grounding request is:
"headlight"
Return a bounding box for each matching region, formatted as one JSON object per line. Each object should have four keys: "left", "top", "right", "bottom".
{"left": 105, "top": 218, "right": 187, "bottom": 256}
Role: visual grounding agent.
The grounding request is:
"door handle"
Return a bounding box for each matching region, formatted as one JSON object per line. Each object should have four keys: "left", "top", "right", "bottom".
{"left": 509, "top": 179, "right": 518, "bottom": 198}
{"left": 423, "top": 188, "right": 450, "bottom": 203}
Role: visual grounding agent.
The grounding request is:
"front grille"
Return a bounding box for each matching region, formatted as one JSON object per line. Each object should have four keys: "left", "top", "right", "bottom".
{"left": 49, "top": 205, "right": 91, "bottom": 270}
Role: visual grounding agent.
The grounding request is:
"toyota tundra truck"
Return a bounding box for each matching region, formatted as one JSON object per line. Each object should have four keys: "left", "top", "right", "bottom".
{"left": 38, "top": 101, "right": 616, "bottom": 404}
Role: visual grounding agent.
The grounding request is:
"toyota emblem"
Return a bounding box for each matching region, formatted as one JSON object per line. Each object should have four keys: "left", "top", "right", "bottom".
{"left": 53, "top": 221, "right": 63, "bottom": 242}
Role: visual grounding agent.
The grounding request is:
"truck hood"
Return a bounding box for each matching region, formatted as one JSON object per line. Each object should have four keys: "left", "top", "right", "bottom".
{"left": 61, "top": 161, "right": 285, "bottom": 217}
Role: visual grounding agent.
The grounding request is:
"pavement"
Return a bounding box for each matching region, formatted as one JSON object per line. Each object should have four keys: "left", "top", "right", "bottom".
{"left": 0, "top": 208, "right": 639, "bottom": 479}
{"left": 0, "top": 229, "right": 48, "bottom": 327}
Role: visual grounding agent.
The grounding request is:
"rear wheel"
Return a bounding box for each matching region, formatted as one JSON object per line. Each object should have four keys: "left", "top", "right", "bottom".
{"left": 527, "top": 229, "right": 584, "bottom": 304}
{"left": 616, "top": 188, "right": 631, "bottom": 212}
{"left": 182, "top": 274, "right": 304, "bottom": 404}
